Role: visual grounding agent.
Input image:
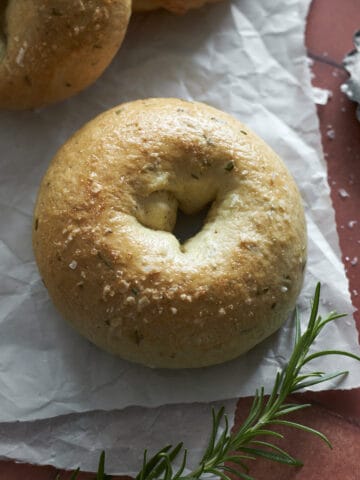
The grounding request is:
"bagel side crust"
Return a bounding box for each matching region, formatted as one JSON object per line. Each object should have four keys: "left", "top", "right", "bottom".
{"left": 33, "top": 98, "right": 307, "bottom": 368}
{"left": 0, "top": 0, "right": 131, "bottom": 110}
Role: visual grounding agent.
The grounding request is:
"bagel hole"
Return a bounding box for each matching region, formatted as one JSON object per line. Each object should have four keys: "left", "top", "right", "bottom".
{"left": 173, "top": 202, "right": 212, "bottom": 244}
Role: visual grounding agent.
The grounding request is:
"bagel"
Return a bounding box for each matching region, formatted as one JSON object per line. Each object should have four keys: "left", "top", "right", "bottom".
{"left": 0, "top": 0, "right": 131, "bottom": 110}
{"left": 33, "top": 98, "right": 307, "bottom": 368}
{"left": 132, "top": 0, "right": 223, "bottom": 14}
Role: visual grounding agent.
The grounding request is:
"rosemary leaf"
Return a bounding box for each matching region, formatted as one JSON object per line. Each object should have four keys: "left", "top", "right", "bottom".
{"left": 65, "top": 283, "right": 360, "bottom": 480}
{"left": 96, "top": 452, "right": 111, "bottom": 480}
{"left": 248, "top": 440, "right": 302, "bottom": 465}
{"left": 268, "top": 420, "right": 332, "bottom": 448}
{"left": 69, "top": 468, "right": 80, "bottom": 480}
{"left": 273, "top": 403, "right": 311, "bottom": 417}
{"left": 172, "top": 450, "right": 188, "bottom": 480}
{"left": 303, "top": 350, "right": 360, "bottom": 365}
{"left": 136, "top": 446, "right": 173, "bottom": 480}
{"left": 149, "top": 444, "right": 183, "bottom": 480}
{"left": 239, "top": 446, "right": 302, "bottom": 467}
{"left": 222, "top": 464, "right": 253, "bottom": 478}
{"left": 293, "top": 371, "right": 348, "bottom": 390}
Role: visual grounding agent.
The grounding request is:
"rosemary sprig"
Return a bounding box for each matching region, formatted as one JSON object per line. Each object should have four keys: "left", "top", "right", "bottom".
{"left": 69, "top": 283, "right": 360, "bottom": 480}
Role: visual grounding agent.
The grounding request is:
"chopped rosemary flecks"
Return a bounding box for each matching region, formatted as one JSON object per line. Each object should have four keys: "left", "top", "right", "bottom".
{"left": 225, "top": 161, "right": 234, "bottom": 171}
{"left": 51, "top": 7, "right": 62, "bottom": 16}
{"left": 97, "top": 252, "right": 113, "bottom": 269}
{"left": 66, "top": 284, "right": 360, "bottom": 479}
{"left": 203, "top": 134, "right": 214, "bottom": 146}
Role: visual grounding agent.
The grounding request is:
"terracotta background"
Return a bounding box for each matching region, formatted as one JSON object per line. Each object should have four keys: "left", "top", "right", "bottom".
{"left": 1, "top": 0, "right": 360, "bottom": 478}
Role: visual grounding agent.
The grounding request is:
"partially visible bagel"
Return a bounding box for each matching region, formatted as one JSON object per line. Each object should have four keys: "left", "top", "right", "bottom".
{"left": 33, "top": 98, "right": 307, "bottom": 369}
{"left": 0, "top": 0, "right": 131, "bottom": 110}
{"left": 132, "top": 0, "right": 223, "bottom": 14}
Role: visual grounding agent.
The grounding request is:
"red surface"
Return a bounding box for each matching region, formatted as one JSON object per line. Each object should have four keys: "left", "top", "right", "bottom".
{"left": 234, "top": 396, "right": 360, "bottom": 480}
{"left": 1, "top": 0, "right": 360, "bottom": 478}
{"left": 301, "top": 0, "right": 360, "bottom": 423}
{"left": 307, "top": 0, "right": 360, "bottom": 334}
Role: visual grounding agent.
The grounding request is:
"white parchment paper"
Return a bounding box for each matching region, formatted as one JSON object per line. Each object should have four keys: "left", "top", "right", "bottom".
{"left": 0, "top": 400, "right": 237, "bottom": 475}
{"left": 0, "top": 0, "right": 360, "bottom": 472}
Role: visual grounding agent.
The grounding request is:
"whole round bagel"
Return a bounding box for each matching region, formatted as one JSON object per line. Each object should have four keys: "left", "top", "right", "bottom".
{"left": 0, "top": 0, "right": 131, "bottom": 110}
{"left": 132, "top": 0, "right": 222, "bottom": 14}
{"left": 33, "top": 98, "right": 307, "bottom": 369}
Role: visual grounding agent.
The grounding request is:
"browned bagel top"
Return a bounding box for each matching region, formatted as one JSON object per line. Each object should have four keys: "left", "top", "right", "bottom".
{"left": 0, "top": 0, "right": 131, "bottom": 109}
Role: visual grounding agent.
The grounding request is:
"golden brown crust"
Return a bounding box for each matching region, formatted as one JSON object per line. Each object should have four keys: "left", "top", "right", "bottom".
{"left": 132, "top": 0, "right": 223, "bottom": 14}
{"left": 0, "top": 0, "right": 131, "bottom": 110}
{"left": 33, "top": 98, "right": 307, "bottom": 368}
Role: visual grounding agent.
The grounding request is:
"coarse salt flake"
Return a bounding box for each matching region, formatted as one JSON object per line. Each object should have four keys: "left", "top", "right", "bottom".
{"left": 180, "top": 293, "right": 192, "bottom": 302}
{"left": 69, "top": 260, "right": 78, "bottom": 270}
{"left": 91, "top": 182, "right": 102, "bottom": 194}
{"left": 119, "top": 279, "right": 130, "bottom": 292}
{"left": 350, "top": 257, "right": 358, "bottom": 266}
{"left": 16, "top": 42, "right": 28, "bottom": 66}
{"left": 103, "top": 285, "right": 115, "bottom": 298}
{"left": 138, "top": 296, "right": 150, "bottom": 310}
{"left": 338, "top": 188, "right": 350, "bottom": 199}
{"left": 326, "top": 129, "right": 336, "bottom": 140}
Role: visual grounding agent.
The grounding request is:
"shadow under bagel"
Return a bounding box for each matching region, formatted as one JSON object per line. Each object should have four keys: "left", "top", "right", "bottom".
{"left": 132, "top": 0, "right": 224, "bottom": 14}
{"left": 32, "top": 98, "right": 307, "bottom": 369}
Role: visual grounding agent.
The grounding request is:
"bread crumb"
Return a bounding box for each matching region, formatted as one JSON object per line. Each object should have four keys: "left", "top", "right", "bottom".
{"left": 171, "top": 307, "right": 178, "bottom": 315}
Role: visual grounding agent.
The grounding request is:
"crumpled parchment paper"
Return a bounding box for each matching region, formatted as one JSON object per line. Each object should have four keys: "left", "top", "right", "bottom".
{"left": 342, "top": 30, "right": 360, "bottom": 121}
{"left": 0, "top": 0, "right": 360, "bottom": 473}
{"left": 0, "top": 400, "right": 237, "bottom": 475}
